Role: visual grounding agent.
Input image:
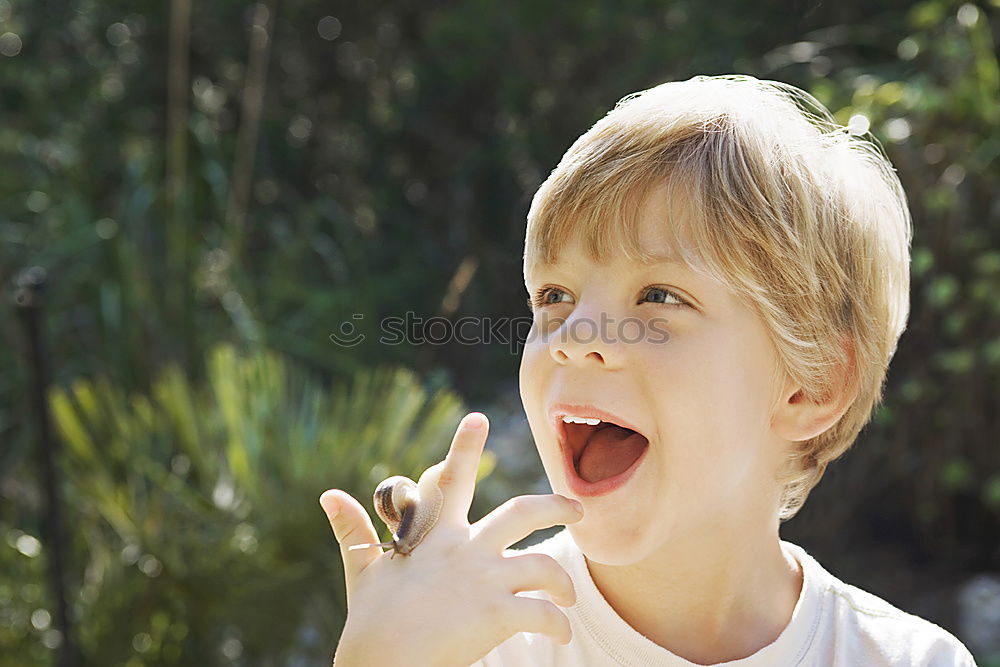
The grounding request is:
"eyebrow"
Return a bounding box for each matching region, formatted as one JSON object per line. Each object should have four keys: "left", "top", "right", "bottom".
{"left": 528, "top": 252, "right": 706, "bottom": 292}
{"left": 526, "top": 255, "right": 696, "bottom": 284}
{"left": 638, "top": 249, "right": 699, "bottom": 272}
{"left": 641, "top": 253, "right": 684, "bottom": 266}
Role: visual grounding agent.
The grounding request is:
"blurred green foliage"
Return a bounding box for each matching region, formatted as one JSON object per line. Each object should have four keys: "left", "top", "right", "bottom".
{"left": 4, "top": 344, "right": 472, "bottom": 665}
{"left": 0, "top": 0, "right": 997, "bottom": 664}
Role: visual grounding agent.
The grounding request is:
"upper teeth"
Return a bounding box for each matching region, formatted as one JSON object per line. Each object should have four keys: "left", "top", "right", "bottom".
{"left": 562, "top": 415, "right": 601, "bottom": 425}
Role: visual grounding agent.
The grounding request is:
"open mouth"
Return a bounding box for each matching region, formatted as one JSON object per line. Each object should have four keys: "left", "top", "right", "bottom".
{"left": 560, "top": 419, "right": 650, "bottom": 485}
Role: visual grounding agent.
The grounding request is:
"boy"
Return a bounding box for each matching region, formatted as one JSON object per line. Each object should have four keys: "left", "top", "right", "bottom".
{"left": 319, "top": 75, "right": 977, "bottom": 666}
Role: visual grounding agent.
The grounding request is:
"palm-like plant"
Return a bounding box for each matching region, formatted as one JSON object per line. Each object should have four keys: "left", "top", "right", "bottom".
{"left": 38, "top": 343, "right": 486, "bottom": 666}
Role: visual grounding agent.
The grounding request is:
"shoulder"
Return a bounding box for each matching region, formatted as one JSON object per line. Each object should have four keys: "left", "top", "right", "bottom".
{"left": 787, "top": 542, "right": 978, "bottom": 667}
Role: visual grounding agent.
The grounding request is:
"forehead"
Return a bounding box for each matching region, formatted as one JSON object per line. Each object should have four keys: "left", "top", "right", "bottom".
{"left": 524, "top": 181, "right": 707, "bottom": 280}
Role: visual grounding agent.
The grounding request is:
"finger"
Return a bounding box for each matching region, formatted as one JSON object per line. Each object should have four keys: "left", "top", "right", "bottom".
{"left": 319, "top": 489, "right": 383, "bottom": 588}
{"left": 504, "top": 597, "right": 573, "bottom": 645}
{"left": 437, "top": 412, "right": 489, "bottom": 522}
{"left": 502, "top": 553, "right": 576, "bottom": 608}
{"left": 472, "top": 494, "right": 583, "bottom": 552}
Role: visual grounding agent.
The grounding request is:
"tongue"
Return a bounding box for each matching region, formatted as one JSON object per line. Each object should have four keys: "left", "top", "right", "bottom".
{"left": 576, "top": 424, "right": 648, "bottom": 483}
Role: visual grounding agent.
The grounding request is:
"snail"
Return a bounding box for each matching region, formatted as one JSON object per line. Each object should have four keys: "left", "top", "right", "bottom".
{"left": 348, "top": 463, "right": 444, "bottom": 557}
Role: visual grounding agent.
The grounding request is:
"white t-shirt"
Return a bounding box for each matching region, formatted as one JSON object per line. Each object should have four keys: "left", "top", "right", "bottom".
{"left": 474, "top": 529, "right": 977, "bottom": 666}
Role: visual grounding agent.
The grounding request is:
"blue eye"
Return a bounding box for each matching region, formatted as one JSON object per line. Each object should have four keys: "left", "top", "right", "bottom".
{"left": 530, "top": 286, "right": 573, "bottom": 309}
{"left": 639, "top": 285, "right": 689, "bottom": 306}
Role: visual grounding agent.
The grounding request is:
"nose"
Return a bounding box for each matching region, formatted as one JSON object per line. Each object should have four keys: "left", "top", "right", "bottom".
{"left": 547, "top": 307, "right": 622, "bottom": 367}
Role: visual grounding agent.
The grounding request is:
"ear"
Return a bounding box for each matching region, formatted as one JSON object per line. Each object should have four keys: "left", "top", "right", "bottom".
{"left": 771, "top": 339, "right": 859, "bottom": 443}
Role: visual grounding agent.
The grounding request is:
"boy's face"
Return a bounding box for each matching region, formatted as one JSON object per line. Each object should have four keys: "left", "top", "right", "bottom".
{"left": 519, "top": 185, "right": 793, "bottom": 566}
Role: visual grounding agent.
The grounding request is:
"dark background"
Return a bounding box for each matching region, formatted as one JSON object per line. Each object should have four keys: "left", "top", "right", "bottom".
{"left": 1, "top": 0, "right": 998, "bottom": 664}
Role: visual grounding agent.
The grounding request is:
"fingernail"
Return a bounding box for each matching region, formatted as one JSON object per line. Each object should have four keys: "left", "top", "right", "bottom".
{"left": 464, "top": 412, "right": 486, "bottom": 429}
{"left": 569, "top": 498, "right": 584, "bottom": 514}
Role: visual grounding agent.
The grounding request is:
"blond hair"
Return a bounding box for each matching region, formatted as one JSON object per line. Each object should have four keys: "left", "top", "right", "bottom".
{"left": 524, "top": 75, "right": 911, "bottom": 521}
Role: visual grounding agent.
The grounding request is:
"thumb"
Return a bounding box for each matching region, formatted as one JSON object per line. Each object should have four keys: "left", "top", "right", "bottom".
{"left": 319, "top": 489, "right": 383, "bottom": 587}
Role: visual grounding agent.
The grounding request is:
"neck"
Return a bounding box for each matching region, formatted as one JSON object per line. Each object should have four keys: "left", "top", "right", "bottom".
{"left": 585, "top": 522, "right": 803, "bottom": 665}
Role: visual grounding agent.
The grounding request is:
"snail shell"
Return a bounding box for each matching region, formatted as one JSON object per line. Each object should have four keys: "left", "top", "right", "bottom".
{"left": 369, "top": 463, "right": 444, "bottom": 556}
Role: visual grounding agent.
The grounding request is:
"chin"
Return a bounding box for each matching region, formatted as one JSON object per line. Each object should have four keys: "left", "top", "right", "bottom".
{"left": 537, "top": 451, "right": 661, "bottom": 566}
{"left": 565, "top": 517, "right": 653, "bottom": 567}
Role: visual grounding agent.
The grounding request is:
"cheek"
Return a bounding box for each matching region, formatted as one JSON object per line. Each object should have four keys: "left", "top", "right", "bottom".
{"left": 639, "top": 331, "right": 754, "bottom": 470}
{"left": 635, "top": 327, "right": 723, "bottom": 405}
{"left": 711, "top": 332, "right": 778, "bottom": 436}
{"left": 519, "top": 340, "right": 551, "bottom": 436}
{"left": 518, "top": 336, "right": 548, "bottom": 395}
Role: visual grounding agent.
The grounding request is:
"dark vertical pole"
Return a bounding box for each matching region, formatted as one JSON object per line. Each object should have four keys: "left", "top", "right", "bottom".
{"left": 166, "top": 0, "right": 192, "bottom": 372}
{"left": 14, "top": 267, "right": 81, "bottom": 667}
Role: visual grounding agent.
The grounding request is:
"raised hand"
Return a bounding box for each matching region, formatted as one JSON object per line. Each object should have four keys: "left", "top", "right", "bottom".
{"left": 319, "top": 412, "right": 584, "bottom": 667}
